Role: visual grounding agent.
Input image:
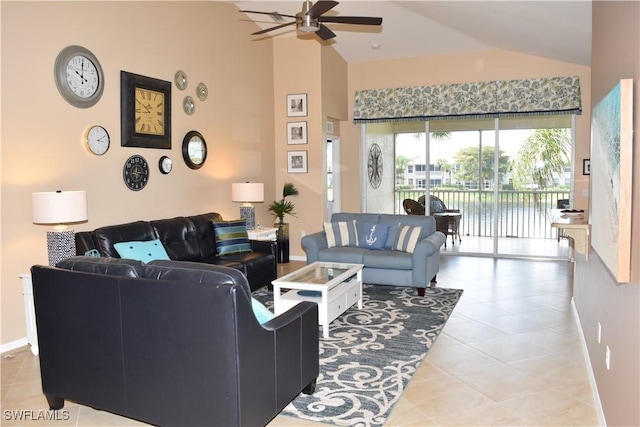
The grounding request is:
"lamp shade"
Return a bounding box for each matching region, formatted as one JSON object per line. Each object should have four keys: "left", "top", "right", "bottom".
{"left": 231, "top": 183, "right": 264, "bottom": 203}
{"left": 32, "top": 190, "right": 88, "bottom": 224}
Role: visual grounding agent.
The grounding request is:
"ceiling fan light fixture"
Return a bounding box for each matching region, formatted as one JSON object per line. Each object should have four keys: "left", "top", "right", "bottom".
{"left": 297, "top": 15, "right": 320, "bottom": 32}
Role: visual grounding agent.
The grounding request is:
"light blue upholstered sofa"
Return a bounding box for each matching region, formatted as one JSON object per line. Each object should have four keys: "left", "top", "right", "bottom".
{"left": 301, "top": 213, "right": 446, "bottom": 295}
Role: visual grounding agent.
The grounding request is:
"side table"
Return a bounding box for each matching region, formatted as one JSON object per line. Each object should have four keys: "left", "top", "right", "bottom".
{"left": 19, "top": 274, "right": 39, "bottom": 356}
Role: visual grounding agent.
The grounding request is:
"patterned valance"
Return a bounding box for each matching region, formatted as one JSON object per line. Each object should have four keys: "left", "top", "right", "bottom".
{"left": 353, "top": 76, "right": 582, "bottom": 123}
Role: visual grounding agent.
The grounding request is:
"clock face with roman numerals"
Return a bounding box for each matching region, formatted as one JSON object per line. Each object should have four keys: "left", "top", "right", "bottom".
{"left": 134, "top": 87, "right": 165, "bottom": 135}
{"left": 368, "top": 143, "right": 383, "bottom": 188}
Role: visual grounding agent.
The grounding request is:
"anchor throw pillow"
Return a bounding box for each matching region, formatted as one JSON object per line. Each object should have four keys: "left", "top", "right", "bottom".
{"left": 358, "top": 222, "right": 389, "bottom": 250}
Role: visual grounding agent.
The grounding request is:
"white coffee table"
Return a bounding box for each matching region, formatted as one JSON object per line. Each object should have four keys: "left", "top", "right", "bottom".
{"left": 271, "top": 262, "right": 364, "bottom": 338}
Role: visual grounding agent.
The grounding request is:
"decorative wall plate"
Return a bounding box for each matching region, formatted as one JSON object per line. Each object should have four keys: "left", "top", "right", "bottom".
{"left": 174, "top": 70, "right": 188, "bottom": 90}
{"left": 183, "top": 96, "right": 195, "bottom": 115}
{"left": 196, "top": 82, "right": 208, "bottom": 101}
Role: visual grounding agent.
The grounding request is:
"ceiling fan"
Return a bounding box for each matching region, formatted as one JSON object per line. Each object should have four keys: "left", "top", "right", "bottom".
{"left": 239, "top": 0, "right": 383, "bottom": 41}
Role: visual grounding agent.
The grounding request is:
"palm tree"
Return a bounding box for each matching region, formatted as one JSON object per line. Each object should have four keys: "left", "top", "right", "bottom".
{"left": 511, "top": 129, "right": 571, "bottom": 190}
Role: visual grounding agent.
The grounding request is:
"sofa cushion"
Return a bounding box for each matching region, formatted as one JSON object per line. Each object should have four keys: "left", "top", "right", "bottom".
{"left": 363, "top": 250, "right": 413, "bottom": 269}
{"left": 393, "top": 224, "right": 423, "bottom": 253}
{"left": 56, "top": 256, "right": 144, "bottom": 278}
{"left": 213, "top": 220, "right": 252, "bottom": 255}
{"left": 323, "top": 220, "right": 358, "bottom": 248}
{"left": 317, "top": 246, "right": 366, "bottom": 264}
{"left": 113, "top": 239, "right": 170, "bottom": 263}
{"left": 144, "top": 260, "right": 251, "bottom": 294}
{"left": 358, "top": 222, "right": 389, "bottom": 250}
{"left": 93, "top": 221, "right": 157, "bottom": 258}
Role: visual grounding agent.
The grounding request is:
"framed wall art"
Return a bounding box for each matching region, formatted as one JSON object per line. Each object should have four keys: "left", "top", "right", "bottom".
{"left": 590, "top": 79, "right": 633, "bottom": 283}
{"left": 287, "top": 93, "right": 307, "bottom": 117}
{"left": 121, "top": 71, "right": 172, "bottom": 149}
{"left": 287, "top": 121, "right": 307, "bottom": 145}
{"left": 287, "top": 150, "right": 308, "bottom": 174}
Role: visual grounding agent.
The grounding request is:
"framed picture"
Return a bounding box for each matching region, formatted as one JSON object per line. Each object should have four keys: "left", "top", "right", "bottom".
{"left": 121, "top": 71, "right": 172, "bottom": 149}
{"left": 590, "top": 79, "right": 633, "bottom": 283}
{"left": 287, "top": 93, "right": 307, "bottom": 117}
{"left": 582, "top": 159, "right": 591, "bottom": 175}
{"left": 287, "top": 150, "right": 308, "bottom": 174}
{"left": 287, "top": 121, "right": 307, "bottom": 145}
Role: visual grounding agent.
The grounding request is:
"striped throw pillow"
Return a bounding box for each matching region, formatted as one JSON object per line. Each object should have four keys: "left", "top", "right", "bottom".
{"left": 323, "top": 220, "right": 358, "bottom": 248}
{"left": 393, "top": 224, "right": 423, "bottom": 253}
{"left": 213, "top": 220, "right": 252, "bottom": 255}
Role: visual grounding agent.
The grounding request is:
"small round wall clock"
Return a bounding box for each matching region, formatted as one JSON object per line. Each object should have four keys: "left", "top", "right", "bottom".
{"left": 84, "top": 125, "right": 110, "bottom": 155}
{"left": 159, "top": 156, "right": 173, "bottom": 175}
{"left": 368, "top": 143, "right": 383, "bottom": 189}
{"left": 123, "top": 155, "right": 150, "bottom": 191}
{"left": 54, "top": 45, "right": 104, "bottom": 108}
{"left": 182, "top": 131, "right": 207, "bottom": 170}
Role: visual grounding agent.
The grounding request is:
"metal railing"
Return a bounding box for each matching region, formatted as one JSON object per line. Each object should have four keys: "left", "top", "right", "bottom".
{"left": 396, "top": 189, "right": 570, "bottom": 239}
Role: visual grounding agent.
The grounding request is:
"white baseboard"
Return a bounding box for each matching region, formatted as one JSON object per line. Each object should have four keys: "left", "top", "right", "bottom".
{"left": 571, "top": 297, "right": 607, "bottom": 426}
{"left": 0, "top": 338, "right": 28, "bottom": 355}
{"left": 289, "top": 255, "right": 306, "bottom": 262}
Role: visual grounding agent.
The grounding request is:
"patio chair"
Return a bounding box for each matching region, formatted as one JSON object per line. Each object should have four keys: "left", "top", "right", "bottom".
{"left": 427, "top": 195, "right": 462, "bottom": 247}
{"left": 402, "top": 199, "right": 425, "bottom": 215}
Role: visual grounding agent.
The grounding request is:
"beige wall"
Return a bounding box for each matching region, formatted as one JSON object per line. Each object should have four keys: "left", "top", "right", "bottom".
{"left": 574, "top": 2, "right": 639, "bottom": 426}
{"left": 1, "top": 1, "right": 276, "bottom": 347}
{"left": 272, "top": 37, "right": 348, "bottom": 258}
{"left": 344, "top": 49, "right": 592, "bottom": 211}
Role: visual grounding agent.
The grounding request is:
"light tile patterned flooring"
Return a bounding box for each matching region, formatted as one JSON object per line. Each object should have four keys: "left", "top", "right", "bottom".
{"left": 2, "top": 256, "right": 599, "bottom": 426}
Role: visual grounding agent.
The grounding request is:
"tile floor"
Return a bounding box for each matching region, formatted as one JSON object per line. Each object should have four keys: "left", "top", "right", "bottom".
{"left": 1, "top": 257, "right": 599, "bottom": 426}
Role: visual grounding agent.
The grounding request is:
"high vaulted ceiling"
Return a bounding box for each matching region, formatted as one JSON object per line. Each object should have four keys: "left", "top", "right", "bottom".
{"left": 231, "top": 1, "right": 592, "bottom": 65}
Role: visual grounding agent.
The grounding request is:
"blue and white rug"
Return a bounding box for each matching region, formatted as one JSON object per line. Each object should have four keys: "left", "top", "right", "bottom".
{"left": 253, "top": 284, "right": 463, "bottom": 427}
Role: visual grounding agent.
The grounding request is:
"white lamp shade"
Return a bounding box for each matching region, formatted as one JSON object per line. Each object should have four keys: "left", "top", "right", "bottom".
{"left": 32, "top": 191, "right": 88, "bottom": 224}
{"left": 231, "top": 183, "right": 264, "bottom": 203}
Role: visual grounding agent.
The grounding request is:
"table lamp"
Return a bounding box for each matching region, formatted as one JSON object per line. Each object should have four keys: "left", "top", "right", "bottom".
{"left": 231, "top": 182, "right": 264, "bottom": 230}
{"left": 32, "top": 190, "right": 88, "bottom": 266}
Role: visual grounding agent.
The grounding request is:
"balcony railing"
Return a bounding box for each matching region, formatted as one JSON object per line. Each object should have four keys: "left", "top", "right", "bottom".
{"left": 396, "top": 189, "right": 570, "bottom": 239}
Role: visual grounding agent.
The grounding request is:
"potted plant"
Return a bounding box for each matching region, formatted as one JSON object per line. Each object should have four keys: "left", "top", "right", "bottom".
{"left": 268, "top": 183, "right": 299, "bottom": 263}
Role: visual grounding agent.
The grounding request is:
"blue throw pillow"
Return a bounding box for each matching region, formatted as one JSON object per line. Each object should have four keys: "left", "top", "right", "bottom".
{"left": 113, "top": 239, "right": 170, "bottom": 263}
{"left": 323, "top": 220, "right": 358, "bottom": 248}
{"left": 358, "top": 222, "right": 389, "bottom": 250}
{"left": 213, "top": 220, "right": 252, "bottom": 255}
{"left": 251, "top": 297, "right": 274, "bottom": 324}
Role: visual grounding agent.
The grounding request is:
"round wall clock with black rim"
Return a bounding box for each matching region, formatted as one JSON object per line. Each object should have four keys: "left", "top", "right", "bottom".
{"left": 159, "top": 156, "right": 173, "bottom": 175}
{"left": 84, "top": 125, "right": 110, "bottom": 155}
{"left": 123, "top": 155, "right": 150, "bottom": 191}
{"left": 368, "top": 143, "right": 383, "bottom": 188}
{"left": 54, "top": 45, "right": 104, "bottom": 108}
{"left": 182, "top": 130, "right": 207, "bottom": 170}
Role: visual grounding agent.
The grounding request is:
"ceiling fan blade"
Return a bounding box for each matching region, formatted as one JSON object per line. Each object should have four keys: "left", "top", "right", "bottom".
{"left": 320, "top": 16, "right": 383, "bottom": 26}
{"left": 307, "top": 1, "right": 338, "bottom": 19}
{"left": 251, "top": 21, "right": 296, "bottom": 35}
{"left": 316, "top": 24, "right": 337, "bottom": 40}
{"left": 239, "top": 10, "right": 297, "bottom": 19}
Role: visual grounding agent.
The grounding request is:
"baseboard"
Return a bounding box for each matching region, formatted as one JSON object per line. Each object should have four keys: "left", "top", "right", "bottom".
{"left": 289, "top": 255, "right": 306, "bottom": 262}
{"left": 0, "top": 338, "right": 28, "bottom": 356}
{"left": 571, "top": 297, "right": 607, "bottom": 426}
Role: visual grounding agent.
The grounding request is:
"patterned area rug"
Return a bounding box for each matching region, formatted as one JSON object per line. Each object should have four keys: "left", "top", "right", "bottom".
{"left": 253, "top": 284, "right": 463, "bottom": 427}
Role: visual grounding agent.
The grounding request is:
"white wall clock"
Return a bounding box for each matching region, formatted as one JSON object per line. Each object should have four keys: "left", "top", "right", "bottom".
{"left": 84, "top": 125, "right": 110, "bottom": 155}
{"left": 54, "top": 45, "right": 104, "bottom": 108}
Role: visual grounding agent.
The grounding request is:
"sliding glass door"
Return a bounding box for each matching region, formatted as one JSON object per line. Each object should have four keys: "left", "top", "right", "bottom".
{"left": 368, "top": 114, "right": 575, "bottom": 258}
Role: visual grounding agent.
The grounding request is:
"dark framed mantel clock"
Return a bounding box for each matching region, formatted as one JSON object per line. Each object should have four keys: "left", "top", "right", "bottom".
{"left": 120, "top": 71, "right": 171, "bottom": 149}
